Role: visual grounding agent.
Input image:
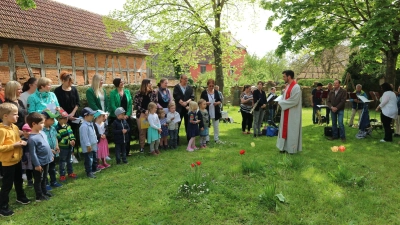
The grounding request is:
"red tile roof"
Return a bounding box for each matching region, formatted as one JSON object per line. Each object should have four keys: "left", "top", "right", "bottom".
{"left": 0, "top": 0, "right": 147, "bottom": 55}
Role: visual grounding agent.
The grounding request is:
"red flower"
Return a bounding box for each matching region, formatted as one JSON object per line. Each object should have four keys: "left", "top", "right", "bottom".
{"left": 191, "top": 163, "right": 195, "bottom": 168}
{"left": 240, "top": 150, "right": 245, "bottom": 155}
{"left": 339, "top": 145, "right": 346, "bottom": 152}
{"left": 196, "top": 161, "right": 201, "bottom": 166}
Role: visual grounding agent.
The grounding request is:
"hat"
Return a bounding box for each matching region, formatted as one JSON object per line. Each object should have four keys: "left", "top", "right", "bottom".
{"left": 81, "top": 107, "right": 96, "bottom": 117}
{"left": 94, "top": 110, "right": 108, "bottom": 119}
{"left": 42, "top": 109, "right": 60, "bottom": 119}
{"left": 22, "top": 123, "right": 31, "bottom": 132}
{"left": 58, "top": 108, "right": 69, "bottom": 118}
{"left": 114, "top": 107, "right": 126, "bottom": 116}
{"left": 317, "top": 83, "right": 323, "bottom": 87}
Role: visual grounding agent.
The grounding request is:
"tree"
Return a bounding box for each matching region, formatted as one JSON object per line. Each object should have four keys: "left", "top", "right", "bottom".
{"left": 105, "top": 0, "right": 253, "bottom": 93}
{"left": 262, "top": 0, "right": 400, "bottom": 85}
{"left": 15, "top": 0, "right": 36, "bottom": 10}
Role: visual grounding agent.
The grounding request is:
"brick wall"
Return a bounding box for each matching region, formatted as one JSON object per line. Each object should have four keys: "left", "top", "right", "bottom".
{"left": 0, "top": 42, "right": 147, "bottom": 86}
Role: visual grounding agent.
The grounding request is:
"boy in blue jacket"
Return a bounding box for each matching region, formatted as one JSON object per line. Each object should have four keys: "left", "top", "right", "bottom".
{"left": 112, "top": 107, "right": 130, "bottom": 164}
{"left": 79, "top": 107, "right": 99, "bottom": 178}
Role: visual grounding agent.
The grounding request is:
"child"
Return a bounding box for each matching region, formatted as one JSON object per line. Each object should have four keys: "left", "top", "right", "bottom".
{"left": 158, "top": 109, "right": 169, "bottom": 150}
{"left": 94, "top": 110, "right": 110, "bottom": 169}
{"left": 42, "top": 110, "right": 62, "bottom": 189}
{"left": 0, "top": 103, "right": 30, "bottom": 217}
{"left": 56, "top": 110, "right": 77, "bottom": 181}
{"left": 198, "top": 99, "right": 210, "bottom": 148}
{"left": 79, "top": 107, "right": 99, "bottom": 178}
{"left": 166, "top": 103, "right": 180, "bottom": 149}
{"left": 147, "top": 102, "right": 161, "bottom": 155}
{"left": 186, "top": 101, "right": 201, "bottom": 151}
{"left": 112, "top": 107, "right": 130, "bottom": 164}
{"left": 27, "top": 112, "right": 53, "bottom": 202}
{"left": 21, "top": 123, "right": 34, "bottom": 187}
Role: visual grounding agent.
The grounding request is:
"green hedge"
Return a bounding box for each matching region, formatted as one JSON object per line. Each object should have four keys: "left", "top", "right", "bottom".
{"left": 297, "top": 79, "right": 335, "bottom": 87}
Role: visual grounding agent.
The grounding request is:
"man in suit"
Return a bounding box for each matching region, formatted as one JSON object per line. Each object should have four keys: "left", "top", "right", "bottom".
{"left": 327, "top": 79, "right": 347, "bottom": 142}
{"left": 173, "top": 75, "right": 195, "bottom": 143}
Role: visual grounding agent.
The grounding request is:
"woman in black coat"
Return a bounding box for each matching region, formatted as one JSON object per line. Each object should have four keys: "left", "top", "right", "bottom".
{"left": 200, "top": 79, "right": 222, "bottom": 143}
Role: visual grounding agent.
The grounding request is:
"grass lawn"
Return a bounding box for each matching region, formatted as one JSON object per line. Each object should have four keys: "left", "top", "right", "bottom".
{"left": 2, "top": 107, "right": 400, "bottom": 224}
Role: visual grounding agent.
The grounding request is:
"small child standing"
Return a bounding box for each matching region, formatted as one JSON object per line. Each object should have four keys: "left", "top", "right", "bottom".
{"left": 166, "top": 103, "right": 180, "bottom": 149}
{"left": 79, "top": 107, "right": 99, "bottom": 178}
{"left": 42, "top": 110, "right": 62, "bottom": 189}
{"left": 0, "top": 103, "right": 30, "bottom": 217}
{"left": 56, "top": 110, "right": 77, "bottom": 182}
{"left": 198, "top": 99, "right": 210, "bottom": 148}
{"left": 27, "top": 112, "right": 53, "bottom": 202}
{"left": 112, "top": 107, "right": 130, "bottom": 164}
{"left": 158, "top": 109, "right": 169, "bottom": 150}
{"left": 21, "top": 123, "right": 34, "bottom": 187}
{"left": 147, "top": 102, "right": 161, "bottom": 155}
{"left": 186, "top": 101, "right": 201, "bottom": 152}
{"left": 94, "top": 110, "right": 110, "bottom": 169}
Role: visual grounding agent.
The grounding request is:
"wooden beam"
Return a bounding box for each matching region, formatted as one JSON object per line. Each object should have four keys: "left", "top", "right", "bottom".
{"left": 18, "top": 45, "right": 34, "bottom": 78}
{"left": 71, "top": 51, "right": 76, "bottom": 84}
{"left": 117, "top": 56, "right": 123, "bottom": 80}
{"left": 8, "top": 44, "right": 16, "bottom": 80}
{"left": 94, "top": 53, "right": 98, "bottom": 75}
{"left": 133, "top": 57, "right": 136, "bottom": 83}
{"left": 56, "top": 50, "right": 61, "bottom": 84}
{"left": 126, "top": 56, "right": 130, "bottom": 84}
{"left": 104, "top": 55, "right": 109, "bottom": 81}
{"left": 83, "top": 52, "right": 88, "bottom": 85}
{"left": 111, "top": 56, "right": 115, "bottom": 79}
{"left": 39, "top": 48, "right": 45, "bottom": 77}
{"left": 138, "top": 58, "right": 145, "bottom": 78}
{"left": 0, "top": 43, "right": 2, "bottom": 59}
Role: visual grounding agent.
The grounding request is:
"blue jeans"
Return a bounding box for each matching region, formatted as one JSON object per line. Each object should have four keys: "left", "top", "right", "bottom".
{"left": 59, "top": 147, "right": 73, "bottom": 176}
{"left": 268, "top": 109, "right": 275, "bottom": 121}
{"left": 331, "top": 109, "right": 345, "bottom": 139}
{"left": 168, "top": 129, "right": 178, "bottom": 148}
{"left": 312, "top": 106, "right": 319, "bottom": 123}
{"left": 46, "top": 161, "right": 56, "bottom": 185}
{"left": 83, "top": 151, "right": 97, "bottom": 174}
{"left": 115, "top": 143, "right": 126, "bottom": 163}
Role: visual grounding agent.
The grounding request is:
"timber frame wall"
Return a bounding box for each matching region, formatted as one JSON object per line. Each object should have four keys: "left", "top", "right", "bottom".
{"left": 0, "top": 40, "right": 147, "bottom": 85}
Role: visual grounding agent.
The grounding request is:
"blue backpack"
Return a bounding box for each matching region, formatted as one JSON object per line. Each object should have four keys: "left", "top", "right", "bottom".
{"left": 266, "top": 126, "right": 278, "bottom": 137}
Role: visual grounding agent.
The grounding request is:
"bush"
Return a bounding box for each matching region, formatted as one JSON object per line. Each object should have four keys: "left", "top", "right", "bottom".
{"left": 297, "top": 79, "right": 335, "bottom": 87}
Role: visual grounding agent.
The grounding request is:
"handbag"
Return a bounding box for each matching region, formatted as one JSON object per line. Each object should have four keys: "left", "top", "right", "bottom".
{"left": 139, "top": 117, "right": 149, "bottom": 129}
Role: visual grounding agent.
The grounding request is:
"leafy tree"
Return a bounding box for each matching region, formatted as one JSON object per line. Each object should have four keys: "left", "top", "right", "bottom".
{"left": 105, "top": 0, "right": 253, "bottom": 93}
{"left": 262, "top": 0, "right": 400, "bottom": 85}
{"left": 15, "top": 0, "right": 36, "bottom": 10}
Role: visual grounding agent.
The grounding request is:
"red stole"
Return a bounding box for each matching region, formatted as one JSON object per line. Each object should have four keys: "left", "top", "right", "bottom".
{"left": 282, "top": 81, "right": 297, "bottom": 139}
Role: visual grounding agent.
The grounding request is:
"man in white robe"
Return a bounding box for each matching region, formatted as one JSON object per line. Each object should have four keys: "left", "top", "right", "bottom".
{"left": 276, "top": 70, "right": 302, "bottom": 153}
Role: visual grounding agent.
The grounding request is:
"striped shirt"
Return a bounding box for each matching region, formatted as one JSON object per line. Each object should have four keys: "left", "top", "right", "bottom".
{"left": 240, "top": 92, "right": 253, "bottom": 113}
{"left": 56, "top": 123, "right": 75, "bottom": 148}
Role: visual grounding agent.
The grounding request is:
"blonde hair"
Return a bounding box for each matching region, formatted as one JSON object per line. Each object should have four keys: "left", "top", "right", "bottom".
{"left": 148, "top": 102, "right": 157, "bottom": 111}
{"left": 157, "top": 108, "right": 165, "bottom": 116}
{"left": 5, "top": 81, "right": 21, "bottom": 101}
{"left": 198, "top": 99, "right": 206, "bottom": 106}
{"left": 91, "top": 74, "right": 104, "bottom": 97}
{"left": 0, "top": 103, "right": 18, "bottom": 119}
{"left": 188, "top": 101, "right": 198, "bottom": 111}
{"left": 37, "top": 77, "right": 52, "bottom": 90}
{"left": 168, "top": 102, "right": 176, "bottom": 109}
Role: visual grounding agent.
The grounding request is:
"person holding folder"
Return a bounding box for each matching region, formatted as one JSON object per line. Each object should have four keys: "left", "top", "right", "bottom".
{"left": 349, "top": 84, "right": 368, "bottom": 127}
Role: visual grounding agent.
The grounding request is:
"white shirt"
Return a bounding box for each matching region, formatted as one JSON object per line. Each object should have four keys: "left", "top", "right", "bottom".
{"left": 95, "top": 122, "right": 105, "bottom": 135}
{"left": 148, "top": 113, "right": 161, "bottom": 129}
{"left": 379, "top": 91, "right": 398, "bottom": 119}
{"left": 20, "top": 92, "right": 32, "bottom": 109}
{"left": 208, "top": 93, "right": 215, "bottom": 119}
{"left": 99, "top": 92, "right": 105, "bottom": 111}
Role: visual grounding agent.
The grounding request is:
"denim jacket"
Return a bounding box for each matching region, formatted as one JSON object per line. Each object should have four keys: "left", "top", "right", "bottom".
{"left": 79, "top": 120, "right": 98, "bottom": 153}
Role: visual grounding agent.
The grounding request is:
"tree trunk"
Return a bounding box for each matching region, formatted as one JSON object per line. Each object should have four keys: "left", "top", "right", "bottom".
{"left": 213, "top": 6, "right": 224, "bottom": 93}
{"left": 385, "top": 50, "right": 399, "bottom": 87}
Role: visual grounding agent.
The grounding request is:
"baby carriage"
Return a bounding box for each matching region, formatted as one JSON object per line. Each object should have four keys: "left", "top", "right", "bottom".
{"left": 355, "top": 103, "right": 373, "bottom": 139}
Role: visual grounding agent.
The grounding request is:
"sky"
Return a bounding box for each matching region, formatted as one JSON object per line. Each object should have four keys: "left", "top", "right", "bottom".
{"left": 54, "top": 0, "right": 281, "bottom": 57}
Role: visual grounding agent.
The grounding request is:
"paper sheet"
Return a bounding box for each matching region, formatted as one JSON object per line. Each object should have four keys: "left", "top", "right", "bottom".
{"left": 47, "top": 103, "right": 57, "bottom": 113}
{"left": 317, "top": 105, "right": 329, "bottom": 108}
{"left": 274, "top": 95, "right": 283, "bottom": 102}
{"left": 358, "top": 95, "right": 372, "bottom": 103}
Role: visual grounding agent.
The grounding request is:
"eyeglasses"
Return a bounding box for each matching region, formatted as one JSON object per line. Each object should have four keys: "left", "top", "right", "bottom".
{"left": 208, "top": 85, "right": 215, "bottom": 88}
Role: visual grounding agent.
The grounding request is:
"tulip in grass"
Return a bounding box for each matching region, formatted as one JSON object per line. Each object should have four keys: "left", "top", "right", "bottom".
{"left": 196, "top": 161, "right": 201, "bottom": 166}
{"left": 339, "top": 145, "right": 346, "bottom": 152}
{"left": 331, "top": 146, "right": 339, "bottom": 152}
{"left": 240, "top": 150, "right": 245, "bottom": 155}
{"left": 191, "top": 163, "right": 195, "bottom": 168}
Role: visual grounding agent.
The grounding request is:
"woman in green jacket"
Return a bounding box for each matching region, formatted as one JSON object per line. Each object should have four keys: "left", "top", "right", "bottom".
{"left": 86, "top": 74, "right": 109, "bottom": 113}
{"left": 109, "top": 78, "right": 133, "bottom": 155}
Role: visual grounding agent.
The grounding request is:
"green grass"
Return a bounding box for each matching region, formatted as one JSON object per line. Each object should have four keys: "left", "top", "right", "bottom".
{"left": 2, "top": 107, "right": 400, "bottom": 224}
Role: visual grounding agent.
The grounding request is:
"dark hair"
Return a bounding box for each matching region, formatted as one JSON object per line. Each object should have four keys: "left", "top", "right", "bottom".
{"left": 22, "top": 78, "right": 37, "bottom": 92}
{"left": 381, "top": 82, "right": 393, "bottom": 92}
{"left": 26, "top": 112, "right": 44, "bottom": 128}
{"left": 257, "top": 81, "right": 264, "bottom": 86}
{"left": 242, "top": 85, "right": 251, "bottom": 92}
{"left": 140, "top": 79, "right": 152, "bottom": 95}
{"left": 113, "top": 78, "right": 122, "bottom": 87}
{"left": 60, "top": 71, "right": 73, "bottom": 82}
{"left": 334, "top": 79, "right": 341, "bottom": 84}
{"left": 157, "top": 78, "right": 167, "bottom": 88}
{"left": 282, "top": 70, "right": 295, "bottom": 78}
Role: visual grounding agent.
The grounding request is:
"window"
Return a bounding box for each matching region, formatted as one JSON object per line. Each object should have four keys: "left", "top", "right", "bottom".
{"left": 200, "top": 65, "right": 206, "bottom": 74}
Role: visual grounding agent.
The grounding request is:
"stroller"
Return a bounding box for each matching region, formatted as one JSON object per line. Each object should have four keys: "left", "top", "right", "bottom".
{"left": 355, "top": 103, "right": 373, "bottom": 139}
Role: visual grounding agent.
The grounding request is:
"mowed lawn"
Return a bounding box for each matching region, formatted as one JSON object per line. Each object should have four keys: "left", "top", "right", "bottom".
{"left": 2, "top": 107, "right": 400, "bottom": 224}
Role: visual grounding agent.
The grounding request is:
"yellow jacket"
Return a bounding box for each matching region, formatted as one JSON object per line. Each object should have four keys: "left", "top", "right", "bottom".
{"left": 0, "top": 123, "right": 22, "bottom": 166}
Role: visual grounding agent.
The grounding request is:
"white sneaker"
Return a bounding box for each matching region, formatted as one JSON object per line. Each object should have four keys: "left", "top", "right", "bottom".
{"left": 22, "top": 174, "right": 27, "bottom": 181}
{"left": 106, "top": 156, "right": 112, "bottom": 161}
{"left": 380, "top": 139, "right": 386, "bottom": 142}
{"left": 72, "top": 155, "right": 79, "bottom": 163}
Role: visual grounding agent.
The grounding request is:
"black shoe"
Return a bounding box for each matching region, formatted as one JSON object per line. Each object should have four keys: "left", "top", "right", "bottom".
{"left": 93, "top": 168, "right": 101, "bottom": 174}
{"left": 44, "top": 192, "right": 53, "bottom": 197}
{"left": 87, "top": 173, "right": 96, "bottom": 179}
{"left": 35, "top": 195, "right": 49, "bottom": 202}
{"left": 0, "top": 207, "right": 14, "bottom": 217}
{"left": 139, "top": 148, "right": 144, "bottom": 153}
{"left": 16, "top": 196, "right": 31, "bottom": 205}
{"left": 123, "top": 161, "right": 128, "bottom": 164}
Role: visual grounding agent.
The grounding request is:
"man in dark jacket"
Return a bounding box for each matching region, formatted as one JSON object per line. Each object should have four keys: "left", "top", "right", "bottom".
{"left": 327, "top": 79, "right": 347, "bottom": 141}
{"left": 173, "top": 75, "right": 195, "bottom": 143}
